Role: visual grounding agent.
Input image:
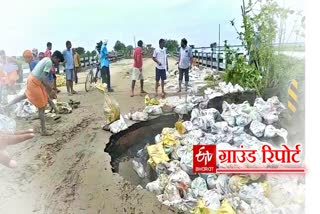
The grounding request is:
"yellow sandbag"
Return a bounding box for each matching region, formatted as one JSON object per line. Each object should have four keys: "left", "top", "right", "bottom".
{"left": 261, "top": 181, "right": 270, "bottom": 197}
{"left": 145, "top": 94, "right": 160, "bottom": 106}
{"left": 191, "top": 200, "right": 216, "bottom": 214}
{"left": 175, "top": 119, "right": 186, "bottom": 134}
{"left": 228, "top": 175, "right": 250, "bottom": 192}
{"left": 147, "top": 144, "right": 170, "bottom": 168}
{"left": 217, "top": 200, "right": 236, "bottom": 214}
{"left": 160, "top": 134, "right": 179, "bottom": 146}
{"left": 96, "top": 83, "right": 106, "bottom": 93}
{"left": 103, "top": 92, "right": 120, "bottom": 124}
{"left": 55, "top": 74, "right": 66, "bottom": 87}
{"left": 161, "top": 127, "right": 176, "bottom": 135}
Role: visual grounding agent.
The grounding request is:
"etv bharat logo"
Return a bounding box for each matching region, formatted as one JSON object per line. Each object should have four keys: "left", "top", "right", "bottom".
{"left": 193, "top": 145, "right": 217, "bottom": 173}
{"left": 193, "top": 144, "right": 305, "bottom": 174}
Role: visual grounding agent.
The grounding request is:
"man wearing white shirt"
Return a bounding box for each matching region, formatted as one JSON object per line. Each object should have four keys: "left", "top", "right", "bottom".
{"left": 177, "top": 38, "right": 193, "bottom": 92}
{"left": 152, "top": 39, "right": 168, "bottom": 98}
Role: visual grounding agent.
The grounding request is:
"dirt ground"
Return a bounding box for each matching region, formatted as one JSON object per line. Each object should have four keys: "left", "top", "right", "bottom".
{"left": 0, "top": 58, "right": 180, "bottom": 214}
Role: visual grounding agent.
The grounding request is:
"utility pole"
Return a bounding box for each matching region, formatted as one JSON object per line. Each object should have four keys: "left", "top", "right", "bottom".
{"left": 217, "top": 24, "right": 221, "bottom": 71}
{"left": 134, "top": 36, "right": 136, "bottom": 48}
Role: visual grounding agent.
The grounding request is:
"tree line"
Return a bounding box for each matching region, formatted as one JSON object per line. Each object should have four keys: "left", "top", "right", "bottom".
{"left": 76, "top": 39, "right": 180, "bottom": 59}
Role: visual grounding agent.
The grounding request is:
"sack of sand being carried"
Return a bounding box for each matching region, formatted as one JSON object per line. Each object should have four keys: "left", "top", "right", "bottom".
{"left": 95, "top": 83, "right": 120, "bottom": 125}
{"left": 55, "top": 74, "right": 66, "bottom": 87}
{"left": 103, "top": 91, "right": 120, "bottom": 125}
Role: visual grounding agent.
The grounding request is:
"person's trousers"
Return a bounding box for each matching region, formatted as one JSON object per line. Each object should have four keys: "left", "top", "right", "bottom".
{"left": 101, "top": 66, "right": 111, "bottom": 89}
{"left": 74, "top": 67, "right": 80, "bottom": 83}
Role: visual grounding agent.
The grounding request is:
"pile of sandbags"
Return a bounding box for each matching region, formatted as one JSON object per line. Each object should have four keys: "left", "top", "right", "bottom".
{"left": 131, "top": 96, "right": 304, "bottom": 213}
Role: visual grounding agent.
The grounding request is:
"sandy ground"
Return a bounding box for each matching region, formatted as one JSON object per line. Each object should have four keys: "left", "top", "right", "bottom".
{"left": 0, "top": 58, "right": 181, "bottom": 214}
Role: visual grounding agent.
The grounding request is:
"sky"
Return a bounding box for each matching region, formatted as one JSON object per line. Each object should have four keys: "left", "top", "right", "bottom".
{"left": 0, "top": 0, "right": 304, "bottom": 56}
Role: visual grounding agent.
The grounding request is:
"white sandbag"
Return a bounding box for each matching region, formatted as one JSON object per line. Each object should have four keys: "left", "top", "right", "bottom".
{"left": 182, "top": 121, "right": 194, "bottom": 132}
{"left": 131, "top": 111, "right": 148, "bottom": 121}
{"left": 191, "top": 108, "right": 201, "bottom": 121}
{"left": 250, "top": 120, "right": 266, "bottom": 138}
{"left": 179, "top": 152, "right": 194, "bottom": 175}
{"left": 203, "top": 190, "right": 221, "bottom": 211}
{"left": 221, "top": 102, "right": 237, "bottom": 126}
{"left": 264, "top": 125, "right": 277, "bottom": 138}
{"left": 215, "top": 174, "right": 232, "bottom": 195}
{"left": 191, "top": 177, "right": 208, "bottom": 198}
{"left": 234, "top": 84, "right": 244, "bottom": 92}
{"left": 249, "top": 107, "right": 263, "bottom": 122}
{"left": 109, "top": 115, "right": 128, "bottom": 133}
{"left": 143, "top": 105, "right": 163, "bottom": 115}
{"left": 235, "top": 113, "right": 252, "bottom": 127}
{"left": 206, "top": 174, "right": 218, "bottom": 189}
{"left": 238, "top": 101, "right": 252, "bottom": 114}
{"left": 239, "top": 183, "right": 265, "bottom": 204}
{"left": 14, "top": 100, "right": 38, "bottom": 118}
{"left": 155, "top": 134, "right": 161, "bottom": 143}
{"left": 164, "top": 183, "right": 182, "bottom": 201}
{"left": 146, "top": 179, "right": 162, "bottom": 195}
{"left": 168, "top": 168, "right": 192, "bottom": 186}
{"left": 264, "top": 125, "right": 288, "bottom": 143}
{"left": 132, "top": 159, "right": 146, "bottom": 178}
{"left": 192, "top": 115, "right": 214, "bottom": 131}
{"left": 174, "top": 103, "right": 195, "bottom": 115}
{"left": 250, "top": 197, "right": 276, "bottom": 214}
{"left": 263, "top": 112, "right": 279, "bottom": 125}
{"left": 225, "top": 196, "right": 252, "bottom": 214}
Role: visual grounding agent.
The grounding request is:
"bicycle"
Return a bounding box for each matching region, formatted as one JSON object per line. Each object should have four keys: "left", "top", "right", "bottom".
{"left": 85, "top": 63, "right": 100, "bottom": 92}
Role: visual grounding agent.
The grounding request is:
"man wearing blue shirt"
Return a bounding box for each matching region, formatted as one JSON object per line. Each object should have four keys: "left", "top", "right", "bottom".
{"left": 100, "top": 40, "right": 114, "bottom": 92}
{"left": 63, "top": 41, "right": 77, "bottom": 95}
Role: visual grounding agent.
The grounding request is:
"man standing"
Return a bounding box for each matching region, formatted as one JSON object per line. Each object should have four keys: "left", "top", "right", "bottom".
{"left": 63, "top": 41, "right": 77, "bottom": 95}
{"left": 131, "top": 40, "right": 146, "bottom": 97}
{"left": 38, "top": 52, "right": 45, "bottom": 60}
{"left": 32, "top": 48, "right": 39, "bottom": 60}
{"left": 152, "top": 39, "right": 168, "bottom": 98}
{"left": 100, "top": 40, "right": 113, "bottom": 92}
{"left": 177, "top": 38, "right": 193, "bottom": 92}
{"left": 45, "top": 42, "right": 60, "bottom": 93}
{"left": 73, "top": 48, "right": 81, "bottom": 84}
{"left": 23, "top": 50, "right": 38, "bottom": 71}
{"left": 2, "top": 50, "right": 64, "bottom": 136}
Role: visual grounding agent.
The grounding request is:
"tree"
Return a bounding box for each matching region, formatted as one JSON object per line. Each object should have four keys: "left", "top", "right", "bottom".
{"left": 127, "top": 45, "right": 133, "bottom": 51}
{"left": 91, "top": 50, "right": 97, "bottom": 57}
{"left": 165, "top": 40, "right": 179, "bottom": 54}
{"left": 76, "top": 47, "right": 85, "bottom": 56}
{"left": 126, "top": 45, "right": 134, "bottom": 57}
{"left": 114, "top": 40, "right": 126, "bottom": 53}
{"left": 85, "top": 51, "right": 91, "bottom": 58}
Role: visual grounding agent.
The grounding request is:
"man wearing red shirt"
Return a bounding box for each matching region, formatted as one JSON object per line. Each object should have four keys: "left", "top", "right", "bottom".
{"left": 131, "top": 40, "right": 146, "bottom": 97}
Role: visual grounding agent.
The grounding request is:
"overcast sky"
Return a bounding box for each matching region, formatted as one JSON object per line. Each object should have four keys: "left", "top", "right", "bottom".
{"left": 0, "top": 0, "right": 304, "bottom": 56}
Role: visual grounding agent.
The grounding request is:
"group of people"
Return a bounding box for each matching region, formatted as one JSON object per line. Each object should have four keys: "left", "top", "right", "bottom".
{"left": 130, "top": 38, "right": 193, "bottom": 98}
{"left": 1, "top": 40, "right": 83, "bottom": 136}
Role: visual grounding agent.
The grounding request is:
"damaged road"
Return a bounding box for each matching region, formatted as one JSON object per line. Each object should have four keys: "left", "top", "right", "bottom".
{"left": 0, "top": 59, "right": 179, "bottom": 214}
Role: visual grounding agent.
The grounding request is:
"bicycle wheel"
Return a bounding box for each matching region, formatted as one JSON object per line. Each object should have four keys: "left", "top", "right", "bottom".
{"left": 85, "top": 71, "right": 93, "bottom": 92}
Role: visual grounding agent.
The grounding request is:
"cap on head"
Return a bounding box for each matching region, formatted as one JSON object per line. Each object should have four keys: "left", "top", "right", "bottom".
{"left": 103, "top": 39, "right": 108, "bottom": 45}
